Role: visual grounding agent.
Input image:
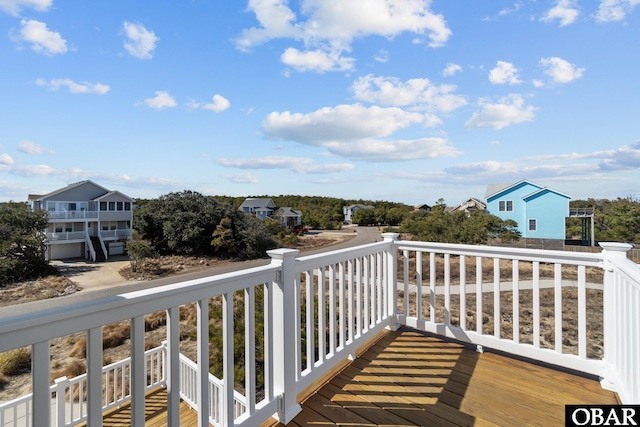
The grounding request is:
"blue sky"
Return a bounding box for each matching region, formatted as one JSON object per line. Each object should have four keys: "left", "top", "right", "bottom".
{"left": 1, "top": 0, "right": 639, "bottom": 206}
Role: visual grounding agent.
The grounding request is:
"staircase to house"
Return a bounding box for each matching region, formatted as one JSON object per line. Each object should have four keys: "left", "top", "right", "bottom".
{"left": 90, "top": 236, "right": 106, "bottom": 262}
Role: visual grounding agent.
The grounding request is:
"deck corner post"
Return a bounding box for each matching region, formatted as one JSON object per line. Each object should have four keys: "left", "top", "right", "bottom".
{"left": 32, "top": 341, "right": 51, "bottom": 427}
{"left": 381, "top": 233, "right": 400, "bottom": 330}
{"left": 268, "top": 248, "right": 302, "bottom": 424}
{"left": 598, "top": 242, "right": 632, "bottom": 391}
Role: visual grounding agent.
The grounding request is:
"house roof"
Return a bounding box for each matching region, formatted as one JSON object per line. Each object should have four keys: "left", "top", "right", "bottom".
{"left": 345, "top": 204, "right": 374, "bottom": 210}
{"left": 523, "top": 187, "right": 571, "bottom": 200}
{"left": 94, "top": 190, "right": 135, "bottom": 202}
{"left": 276, "top": 207, "right": 302, "bottom": 217}
{"left": 31, "top": 180, "right": 111, "bottom": 201}
{"left": 485, "top": 180, "right": 571, "bottom": 201}
{"left": 239, "top": 197, "right": 276, "bottom": 209}
{"left": 485, "top": 180, "right": 543, "bottom": 199}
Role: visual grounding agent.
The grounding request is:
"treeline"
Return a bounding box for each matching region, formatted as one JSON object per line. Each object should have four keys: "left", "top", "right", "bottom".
{"left": 569, "top": 198, "right": 640, "bottom": 243}
{"left": 399, "top": 206, "right": 521, "bottom": 244}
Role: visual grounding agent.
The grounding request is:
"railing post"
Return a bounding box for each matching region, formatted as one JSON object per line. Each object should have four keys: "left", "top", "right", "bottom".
{"left": 382, "top": 233, "right": 400, "bottom": 330}
{"left": 598, "top": 242, "right": 632, "bottom": 391}
{"left": 54, "top": 376, "right": 68, "bottom": 427}
{"left": 267, "top": 248, "right": 302, "bottom": 424}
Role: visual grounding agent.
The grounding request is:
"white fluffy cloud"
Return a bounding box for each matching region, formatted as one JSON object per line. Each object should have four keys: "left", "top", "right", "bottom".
{"left": 465, "top": 94, "right": 537, "bottom": 130}
{"left": 442, "top": 63, "right": 462, "bottom": 77}
{"left": 222, "top": 172, "right": 259, "bottom": 184}
{"left": 262, "top": 103, "right": 461, "bottom": 161}
{"left": 217, "top": 155, "right": 354, "bottom": 174}
{"left": 596, "top": 0, "right": 640, "bottom": 22}
{"left": 0, "top": 153, "right": 14, "bottom": 165}
{"left": 540, "top": 56, "right": 585, "bottom": 83}
{"left": 143, "top": 91, "right": 176, "bottom": 109}
{"left": 281, "top": 47, "right": 355, "bottom": 72}
{"left": 488, "top": 61, "right": 522, "bottom": 85}
{"left": 17, "top": 140, "right": 47, "bottom": 154}
{"left": 351, "top": 75, "right": 467, "bottom": 113}
{"left": 203, "top": 95, "right": 230, "bottom": 112}
{"left": 0, "top": 0, "right": 51, "bottom": 16}
{"left": 541, "top": 0, "right": 580, "bottom": 26}
{"left": 36, "top": 78, "right": 110, "bottom": 94}
{"left": 15, "top": 19, "right": 67, "bottom": 55}
{"left": 236, "top": 0, "right": 451, "bottom": 72}
{"left": 123, "top": 21, "right": 158, "bottom": 59}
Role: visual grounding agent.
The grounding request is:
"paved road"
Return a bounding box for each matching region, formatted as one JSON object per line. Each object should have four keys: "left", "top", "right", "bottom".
{"left": 1, "top": 226, "right": 383, "bottom": 318}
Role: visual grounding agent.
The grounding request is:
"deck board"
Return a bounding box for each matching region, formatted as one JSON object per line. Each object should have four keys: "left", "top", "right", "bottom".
{"left": 267, "top": 327, "right": 618, "bottom": 427}
{"left": 100, "top": 327, "right": 616, "bottom": 427}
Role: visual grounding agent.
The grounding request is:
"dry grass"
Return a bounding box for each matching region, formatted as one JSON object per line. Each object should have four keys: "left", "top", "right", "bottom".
{"left": 0, "top": 348, "right": 31, "bottom": 376}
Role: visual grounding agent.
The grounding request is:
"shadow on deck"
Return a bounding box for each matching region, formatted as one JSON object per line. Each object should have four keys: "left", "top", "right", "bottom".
{"left": 101, "top": 327, "right": 617, "bottom": 427}
{"left": 268, "top": 327, "right": 618, "bottom": 427}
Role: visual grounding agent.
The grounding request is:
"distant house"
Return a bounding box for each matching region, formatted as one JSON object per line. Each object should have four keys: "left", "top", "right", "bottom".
{"left": 275, "top": 207, "right": 302, "bottom": 228}
{"left": 28, "top": 180, "right": 134, "bottom": 262}
{"left": 238, "top": 197, "right": 277, "bottom": 220}
{"left": 343, "top": 204, "right": 374, "bottom": 224}
{"left": 451, "top": 198, "right": 486, "bottom": 214}
{"left": 414, "top": 204, "right": 432, "bottom": 212}
{"left": 485, "top": 180, "right": 570, "bottom": 240}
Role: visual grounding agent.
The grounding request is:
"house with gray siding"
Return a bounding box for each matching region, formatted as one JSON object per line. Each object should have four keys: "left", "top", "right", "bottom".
{"left": 28, "top": 180, "right": 134, "bottom": 261}
{"left": 485, "top": 180, "right": 570, "bottom": 240}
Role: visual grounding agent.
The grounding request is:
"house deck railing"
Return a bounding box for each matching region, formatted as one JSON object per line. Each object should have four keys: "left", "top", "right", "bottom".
{"left": 47, "top": 211, "right": 99, "bottom": 220}
{"left": 99, "top": 229, "right": 132, "bottom": 240}
{"left": 0, "top": 235, "right": 638, "bottom": 427}
{"left": 45, "top": 231, "right": 87, "bottom": 242}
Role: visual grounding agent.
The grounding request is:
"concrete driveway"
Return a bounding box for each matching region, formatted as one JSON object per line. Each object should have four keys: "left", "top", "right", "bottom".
{"left": 50, "top": 255, "right": 131, "bottom": 292}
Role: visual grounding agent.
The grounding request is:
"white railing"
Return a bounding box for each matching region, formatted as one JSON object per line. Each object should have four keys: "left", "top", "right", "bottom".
{"left": 85, "top": 233, "right": 96, "bottom": 262}
{"left": 0, "top": 236, "right": 638, "bottom": 427}
{"left": 600, "top": 243, "right": 640, "bottom": 404}
{"left": 0, "top": 343, "right": 250, "bottom": 427}
{"left": 47, "top": 211, "right": 98, "bottom": 220}
{"left": 100, "top": 229, "right": 132, "bottom": 240}
{"left": 178, "top": 352, "right": 247, "bottom": 426}
{"left": 45, "top": 231, "right": 86, "bottom": 242}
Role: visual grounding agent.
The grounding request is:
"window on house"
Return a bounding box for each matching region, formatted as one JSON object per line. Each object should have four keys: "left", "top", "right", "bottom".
{"left": 55, "top": 224, "right": 63, "bottom": 233}
{"left": 47, "top": 202, "right": 56, "bottom": 211}
{"left": 68, "top": 203, "right": 77, "bottom": 211}
{"left": 499, "top": 200, "right": 513, "bottom": 212}
{"left": 528, "top": 219, "right": 537, "bottom": 231}
{"left": 100, "top": 202, "right": 107, "bottom": 211}
{"left": 109, "top": 202, "right": 116, "bottom": 211}
{"left": 65, "top": 223, "right": 72, "bottom": 232}
{"left": 124, "top": 202, "right": 131, "bottom": 211}
{"left": 117, "top": 202, "right": 123, "bottom": 211}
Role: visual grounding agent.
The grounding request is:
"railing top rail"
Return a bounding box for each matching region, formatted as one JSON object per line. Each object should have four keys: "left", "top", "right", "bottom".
{"left": 0, "top": 263, "right": 279, "bottom": 353}
{"left": 294, "top": 240, "right": 390, "bottom": 272}
{"left": 395, "top": 240, "right": 604, "bottom": 267}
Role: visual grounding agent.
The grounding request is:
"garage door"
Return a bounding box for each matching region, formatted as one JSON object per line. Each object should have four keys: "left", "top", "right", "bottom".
{"left": 109, "top": 242, "right": 125, "bottom": 255}
{"left": 50, "top": 243, "right": 83, "bottom": 260}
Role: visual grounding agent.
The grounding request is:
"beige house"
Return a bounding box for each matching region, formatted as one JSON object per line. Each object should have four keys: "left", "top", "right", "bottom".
{"left": 28, "top": 180, "right": 134, "bottom": 261}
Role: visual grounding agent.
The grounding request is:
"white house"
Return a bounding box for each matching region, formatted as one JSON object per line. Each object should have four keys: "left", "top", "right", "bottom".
{"left": 238, "top": 197, "right": 277, "bottom": 220}
{"left": 275, "top": 207, "right": 302, "bottom": 228}
{"left": 28, "top": 180, "right": 134, "bottom": 261}
{"left": 343, "top": 204, "right": 374, "bottom": 224}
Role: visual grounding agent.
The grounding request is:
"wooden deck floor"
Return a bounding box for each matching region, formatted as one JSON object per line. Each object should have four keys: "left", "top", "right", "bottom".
{"left": 102, "top": 327, "right": 617, "bottom": 426}
{"left": 269, "top": 328, "right": 618, "bottom": 427}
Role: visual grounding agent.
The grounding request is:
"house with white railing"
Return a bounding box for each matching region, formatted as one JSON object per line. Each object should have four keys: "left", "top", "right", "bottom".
{"left": 0, "top": 235, "right": 638, "bottom": 426}
{"left": 28, "top": 180, "right": 134, "bottom": 262}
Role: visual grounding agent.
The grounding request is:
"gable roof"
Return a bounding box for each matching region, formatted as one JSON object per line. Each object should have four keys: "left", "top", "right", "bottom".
{"left": 31, "top": 180, "right": 111, "bottom": 201}
{"left": 239, "top": 197, "right": 277, "bottom": 210}
{"left": 523, "top": 187, "right": 571, "bottom": 200}
{"left": 276, "top": 207, "right": 301, "bottom": 217}
{"left": 485, "top": 180, "right": 571, "bottom": 201}
{"left": 485, "top": 180, "right": 544, "bottom": 200}
{"left": 94, "top": 190, "right": 135, "bottom": 202}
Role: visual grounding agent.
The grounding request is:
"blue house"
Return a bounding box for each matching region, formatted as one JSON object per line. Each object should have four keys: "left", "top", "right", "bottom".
{"left": 485, "top": 180, "right": 571, "bottom": 240}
